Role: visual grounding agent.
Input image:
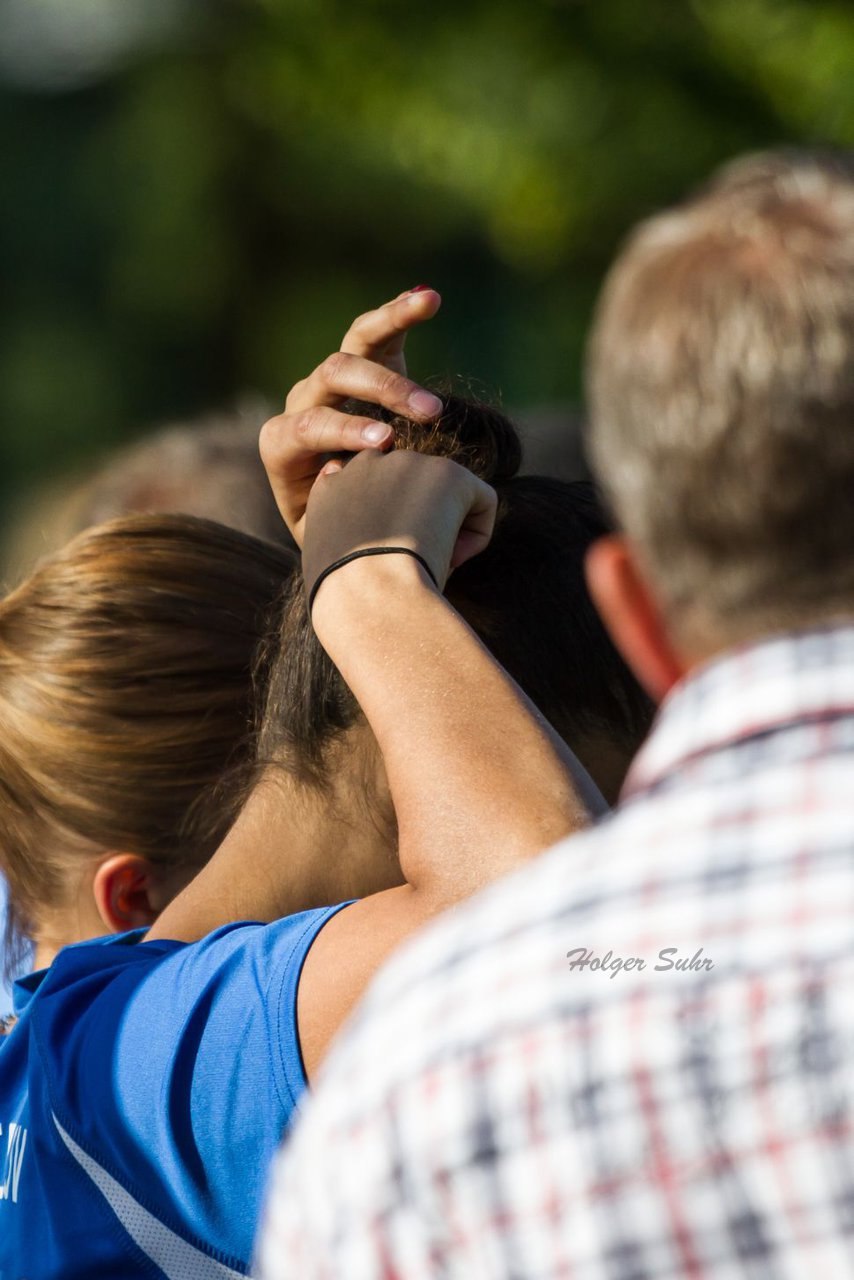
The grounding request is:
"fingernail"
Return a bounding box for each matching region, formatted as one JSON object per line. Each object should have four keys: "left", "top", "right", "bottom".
{"left": 409, "top": 390, "right": 443, "bottom": 418}
{"left": 406, "top": 286, "right": 436, "bottom": 305}
{"left": 361, "top": 422, "right": 391, "bottom": 444}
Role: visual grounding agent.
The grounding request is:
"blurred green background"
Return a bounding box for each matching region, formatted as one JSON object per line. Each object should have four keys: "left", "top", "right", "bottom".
{"left": 1, "top": 0, "right": 853, "bottom": 528}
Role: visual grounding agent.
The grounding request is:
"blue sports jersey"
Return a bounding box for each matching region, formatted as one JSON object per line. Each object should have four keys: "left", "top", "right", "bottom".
{"left": 0, "top": 907, "right": 348, "bottom": 1278}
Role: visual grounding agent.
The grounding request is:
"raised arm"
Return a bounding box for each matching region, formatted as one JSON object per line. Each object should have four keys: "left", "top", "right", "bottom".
{"left": 150, "top": 295, "right": 602, "bottom": 1076}
{"left": 287, "top": 443, "right": 599, "bottom": 1076}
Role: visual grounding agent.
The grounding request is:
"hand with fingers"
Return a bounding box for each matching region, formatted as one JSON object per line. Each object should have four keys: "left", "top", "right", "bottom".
{"left": 260, "top": 287, "right": 443, "bottom": 546}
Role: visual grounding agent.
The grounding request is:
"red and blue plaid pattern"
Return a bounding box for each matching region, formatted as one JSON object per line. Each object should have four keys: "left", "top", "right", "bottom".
{"left": 258, "top": 626, "right": 854, "bottom": 1279}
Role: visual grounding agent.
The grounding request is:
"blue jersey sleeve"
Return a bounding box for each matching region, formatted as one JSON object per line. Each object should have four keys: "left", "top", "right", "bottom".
{"left": 29, "top": 907, "right": 349, "bottom": 1269}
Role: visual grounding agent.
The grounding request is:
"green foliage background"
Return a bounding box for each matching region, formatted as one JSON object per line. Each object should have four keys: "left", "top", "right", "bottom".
{"left": 1, "top": 0, "right": 852, "bottom": 516}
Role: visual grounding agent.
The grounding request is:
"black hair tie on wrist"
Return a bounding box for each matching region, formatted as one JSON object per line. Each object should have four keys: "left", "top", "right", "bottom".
{"left": 307, "top": 546, "right": 439, "bottom": 614}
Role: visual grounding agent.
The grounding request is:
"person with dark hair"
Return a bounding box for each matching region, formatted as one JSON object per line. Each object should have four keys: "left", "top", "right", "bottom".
{"left": 257, "top": 395, "right": 650, "bottom": 807}
{"left": 0, "top": 287, "right": 622, "bottom": 1278}
{"left": 258, "top": 152, "right": 854, "bottom": 1279}
{"left": 146, "top": 386, "right": 649, "bottom": 1031}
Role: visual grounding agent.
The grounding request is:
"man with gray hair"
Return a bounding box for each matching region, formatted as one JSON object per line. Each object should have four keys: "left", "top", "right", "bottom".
{"left": 257, "top": 150, "right": 854, "bottom": 1277}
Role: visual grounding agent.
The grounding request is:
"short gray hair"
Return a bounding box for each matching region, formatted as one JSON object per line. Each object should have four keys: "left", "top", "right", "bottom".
{"left": 586, "top": 149, "right": 854, "bottom": 645}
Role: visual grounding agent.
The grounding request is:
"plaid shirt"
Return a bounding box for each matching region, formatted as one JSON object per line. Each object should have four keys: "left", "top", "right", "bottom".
{"left": 257, "top": 626, "right": 854, "bottom": 1279}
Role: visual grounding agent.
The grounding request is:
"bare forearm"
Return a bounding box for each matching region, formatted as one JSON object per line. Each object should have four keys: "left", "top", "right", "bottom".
{"left": 312, "top": 556, "right": 600, "bottom": 902}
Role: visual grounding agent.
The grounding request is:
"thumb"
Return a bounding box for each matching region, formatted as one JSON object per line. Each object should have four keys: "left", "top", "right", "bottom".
{"left": 450, "top": 480, "right": 497, "bottom": 569}
{"left": 309, "top": 458, "right": 345, "bottom": 493}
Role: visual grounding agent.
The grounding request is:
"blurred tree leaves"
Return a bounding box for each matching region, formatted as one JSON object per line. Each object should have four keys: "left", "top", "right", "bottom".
{"left": 0, "top": 0, "right": 852, "bottom": 512}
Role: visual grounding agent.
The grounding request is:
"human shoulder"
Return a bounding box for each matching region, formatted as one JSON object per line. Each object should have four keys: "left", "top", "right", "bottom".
{"left": 40, "top": 908, "right": 346, "bottom": 988}
{"left": 30, "top": 907, "right": 348, "bottom": 1101}
{"left": 22, "top": 907, "right": 351, "bottom": 1266}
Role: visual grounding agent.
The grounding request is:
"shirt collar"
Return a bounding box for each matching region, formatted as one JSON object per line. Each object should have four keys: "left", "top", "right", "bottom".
{"left": 12, "top": 968, "right": 43, "bottom": 1016}
{"left": 623, "top": 623, "right": 854, "bottom": 799}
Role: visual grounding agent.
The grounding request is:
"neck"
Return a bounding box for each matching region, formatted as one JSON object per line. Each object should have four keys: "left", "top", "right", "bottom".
{"left": 32, "top": 940, "right": 60, "bottom": 972}
{"left": 31, "top": 864, "right": 111, "bottom": 973}
{"left": 148, "top": 753, "right": 403, "bottom": 945}
{"left": 233, "top": 768, "right": 402, "bottom": 910}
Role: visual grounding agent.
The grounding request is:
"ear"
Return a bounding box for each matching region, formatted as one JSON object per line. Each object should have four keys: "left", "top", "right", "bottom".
{"left": 585, "top": 535, "right": 686, "bottom": 703}
{"left": 92, "top": 854, "right": 162, "bottom": 934}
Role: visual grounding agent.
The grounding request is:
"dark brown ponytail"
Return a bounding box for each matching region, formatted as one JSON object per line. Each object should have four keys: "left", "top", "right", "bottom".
{"left": 257, "top": 393, "right": 652, "bottom": 792}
